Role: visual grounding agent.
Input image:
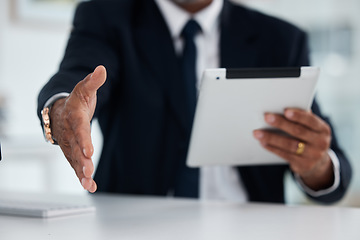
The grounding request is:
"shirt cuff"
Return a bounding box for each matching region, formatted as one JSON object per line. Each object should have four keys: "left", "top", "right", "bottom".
{"left": 295, "top": 149, "right": 340, "bottom": 197}
{"left": 43, "top": 92, "right": 70, "bottom": 109}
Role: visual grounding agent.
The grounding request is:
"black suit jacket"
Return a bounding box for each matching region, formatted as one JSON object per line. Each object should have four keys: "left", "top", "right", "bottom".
{"left": 38, "top": 0, "right": 351, "bottom": 203}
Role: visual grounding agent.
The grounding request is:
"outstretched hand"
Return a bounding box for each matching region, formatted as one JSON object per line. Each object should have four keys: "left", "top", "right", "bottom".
{"left": 50, "top": 65, "right": 107, "bottom": 193}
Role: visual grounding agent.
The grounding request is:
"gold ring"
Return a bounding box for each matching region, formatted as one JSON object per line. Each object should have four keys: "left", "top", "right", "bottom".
{"left": 295, "top": 142, "right": 305, "bottom": 155}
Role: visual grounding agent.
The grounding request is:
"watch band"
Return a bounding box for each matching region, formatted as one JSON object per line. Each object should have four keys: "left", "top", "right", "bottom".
{"left": 41, "top": 107, "right": 56, "bottom": 144}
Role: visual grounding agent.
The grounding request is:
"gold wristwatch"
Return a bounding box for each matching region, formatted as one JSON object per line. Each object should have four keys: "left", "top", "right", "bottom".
{"left": 41, "top": 107, "right": 56, "bottom": 144}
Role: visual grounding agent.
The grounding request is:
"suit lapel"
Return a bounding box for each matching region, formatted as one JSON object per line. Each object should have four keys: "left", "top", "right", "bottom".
{"left": 133, "top": 0, "right": 192, "bottom": 134}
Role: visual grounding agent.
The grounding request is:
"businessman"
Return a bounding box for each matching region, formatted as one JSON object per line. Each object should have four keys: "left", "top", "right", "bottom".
{"left": 38, "top": 0, "right": 351, "bottom": 203}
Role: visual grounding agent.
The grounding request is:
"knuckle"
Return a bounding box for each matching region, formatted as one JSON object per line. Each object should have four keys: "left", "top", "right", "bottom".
{"left": 317, "top": 138, "right": 330, "bottom": 150}
{"left": 62, "top": 139, "right": 71, "bottom": 148}
{"left": 59, "top": 112, "right": 68, "bottom": 123}
{"left": 75, "top": 89, "right": 90, "bottom": 104}
{"left": 74, "top": 127, "right": 86, "bottom": 137}
{"left": 323, "top": 124, "right": 331, "bottom": 135}
{"left": 293, "top": 125, "right": 305, "bottom": 135}
{"left": 290, "top": 140, "right": 298, "bottom": 152}
{"left": 67, "top": 110, "right": 87, "bottom": 129}
{"left": 73, "top": 82, "right": 93, "bottom": 106}
{"left": 61, "top": 130, "right": 73, "bottom": 144}
{"left": 290, "top": 110, "right": 299, "bottom": 119}
{"left": 312, "top": 151, "right": 323, "bottom": 160}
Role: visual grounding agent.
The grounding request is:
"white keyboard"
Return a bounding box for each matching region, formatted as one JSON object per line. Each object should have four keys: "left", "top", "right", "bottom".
{"left": 0, "top": 199, "right": 95, "bottom": 218}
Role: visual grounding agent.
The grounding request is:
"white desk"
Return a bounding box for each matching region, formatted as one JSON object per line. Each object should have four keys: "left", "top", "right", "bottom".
{"left": 0, "top": 192, "right": 359, "bottom": 240}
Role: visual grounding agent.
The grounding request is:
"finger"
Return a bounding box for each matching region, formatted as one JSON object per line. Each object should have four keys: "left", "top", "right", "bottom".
{"left": 284, "top": 108, "right": 331, "bottom": 134}
{"left": 70, "top": 154, "right": 94, "bottom": 192}
{"left": 88, "top": 180, "right": 97, "bottom": 193}
{"left": 64, "top": 139, "right": 90, "bottom": 178}
{"left": 57, "top": 105, "right": 95, "bottom": 190}
{"left": 54, "top": 109, "right": 93, "bottom": 189}
{"left": 67, "top": 109, "right": 94, "bottom": 159}
{"left": 59, "top": 135, "right": 90, "bottom": 181}
{"left": 260, "top": 144, "right": 307, "bottom": 174}
{"left": 253, "top": 130, "right": 303, "bottom": 155}
{"left": 66, "top": 137, "right": 95, "bottom": 188}
{"left": 253, "top": 130, "right": 326, "bottom": 159}
{"left": 82, "top": 65, "right": 107, "bottom": 96}
{"left": 83, "top": 160, "right": 94, "bottom": 179}
{"left": 80, "top": 178, "right": 97, "bottom": 193}
{"left": 264, "top": 113, "right": 316, "bottom": 143}
{"left": 259, "top": 140, "right": 327, "bottom": 175}
{"left": 260, "top": 142, "right": 301, "bottom": 162}
{"left": 72, "top": 123, "right": 94, "bottom": 178}
{"left": 81, "top": 177, "right": 93, "bottom": 190}
{"left": 60, "top": 138, "right": 94, "bottom": 191}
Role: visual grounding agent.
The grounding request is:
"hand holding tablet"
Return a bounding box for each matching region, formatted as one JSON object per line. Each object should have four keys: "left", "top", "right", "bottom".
{"left": 187, "top": 67, "right": 320, "bottom": 167}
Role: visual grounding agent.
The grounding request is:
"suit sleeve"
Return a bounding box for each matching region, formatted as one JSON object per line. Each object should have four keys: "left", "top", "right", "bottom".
{"left": 291, "top": 30, "right": 352, "bottom": 204}
{"left": 37, "top": 1, "right": 121, "bottom": 122}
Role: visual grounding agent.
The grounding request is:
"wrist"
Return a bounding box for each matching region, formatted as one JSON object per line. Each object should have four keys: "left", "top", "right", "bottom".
{"left": 41, "top": 98, "right": 66, "bottom": 144}
{"left": 49, "top": 98, "right": 66, "bottom": 143}
{"left": 300, "top": 154, "right": 334, "bottom": 191}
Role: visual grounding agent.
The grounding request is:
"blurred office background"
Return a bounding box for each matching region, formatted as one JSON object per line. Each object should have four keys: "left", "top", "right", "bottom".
{"left": 0, "top": 0, "right": 359, "bottom": 206}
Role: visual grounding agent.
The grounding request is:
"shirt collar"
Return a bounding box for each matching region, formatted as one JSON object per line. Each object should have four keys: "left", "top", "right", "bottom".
{"left": 155, "top": 0, "right": 224, "bottom": 38}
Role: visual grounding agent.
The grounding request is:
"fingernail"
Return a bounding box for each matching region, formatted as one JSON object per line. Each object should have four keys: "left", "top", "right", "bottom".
{"left": 89, "top": 182, "right": 96, "bottom": 194}
{"left": 285, "top": 110, "right": 294, "bottom": 119}
{"left": 254, "top": 131, "right": 264, "bottom": 139}
{"left": 265, "top": 114, "right": 276, "bottom": 123}
{"left": 83, "top": 166, "right": 86, "bottom": 176}
{"left": 83, "top": 148, "right": 87, "bottom": 157}
{"left": 81, "top": 178, "right": 86, "bottom": 189}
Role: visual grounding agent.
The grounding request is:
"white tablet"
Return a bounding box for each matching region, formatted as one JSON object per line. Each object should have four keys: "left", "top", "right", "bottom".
{"left": 186, "top": 67, "right": 319, "bottom": 167}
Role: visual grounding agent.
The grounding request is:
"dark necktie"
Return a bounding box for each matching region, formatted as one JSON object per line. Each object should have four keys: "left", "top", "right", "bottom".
{"left": 174, "top": 20, "right": 201, "bottom": 198}
{"left": 181, "top": 19, "right": 201, "bottom": 124}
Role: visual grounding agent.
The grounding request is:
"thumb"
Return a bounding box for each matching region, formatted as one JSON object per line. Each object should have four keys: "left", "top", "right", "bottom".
{"left": 82, "top": 65, "right": 107, "bottom": 96}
